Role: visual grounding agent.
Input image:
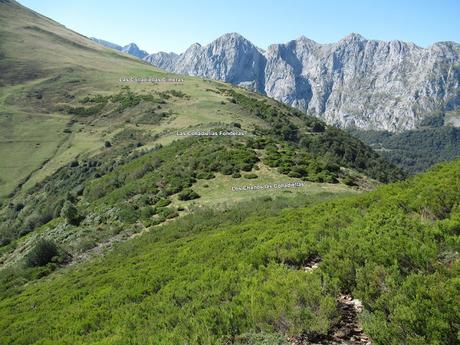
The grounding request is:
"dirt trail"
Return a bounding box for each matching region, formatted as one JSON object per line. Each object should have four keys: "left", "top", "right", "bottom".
{"left": 289, "top": 258, "right": 371, "bottom": 345}
{"left": 289, "top": 293, "right": 371, "bottom": 345}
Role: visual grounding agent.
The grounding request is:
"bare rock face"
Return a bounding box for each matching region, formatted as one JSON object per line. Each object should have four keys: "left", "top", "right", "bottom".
{"left": 120, "top": 43, "right": 148, "bottom": 59}
{"left": 143, "top": 51, "right": 179, "bottom": 70}
{"left": 147, "top": 33, "right": 267, "bottom": 92}
{"left": 144, "top": 33, "right": 460, "bottom": 132}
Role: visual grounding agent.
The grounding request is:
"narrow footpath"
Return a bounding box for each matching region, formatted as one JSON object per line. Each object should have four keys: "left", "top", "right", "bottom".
{"left": 289, "top": 257, "right": 372, "bottom": 345}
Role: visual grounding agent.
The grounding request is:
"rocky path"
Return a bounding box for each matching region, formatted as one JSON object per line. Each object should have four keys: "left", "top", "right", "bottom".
{"left": 289, "top": 257, "right": 371, "bottom": 345}
{"left": 289, "top": 294, "right": 371, "bottom": 345}
{"left": 328, "top": 294, "right": 370, "bottom": 345}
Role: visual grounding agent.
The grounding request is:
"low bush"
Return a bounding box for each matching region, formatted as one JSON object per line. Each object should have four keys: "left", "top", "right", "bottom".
{"left": 25, "top": 239, "right": 58, "bottom": 267}
{"left": 178, "top": 189, "right": 200, "bottom": 201}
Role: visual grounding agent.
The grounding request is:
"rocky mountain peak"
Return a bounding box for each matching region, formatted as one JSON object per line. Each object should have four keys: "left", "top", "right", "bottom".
{"left": 296, "top": 35, "right": 319, "bottom": 45}
{"left": 144, "top": 33, "right": 460, "bottom": 131}
{"left": 216, "top": 32, "right": 248, "bottom": 42}
{"left": 340, "top": 32, "right": 366, "bottom": 42}
{"left": 121, "top": 43, "right": 148, "bottom": 59}
{"left": 207, "top": 33, "right": 259, "bottom": 54}
{"left": 189, "top": 42, "right": 202, "bottom": 49}
{"left": 144, "top": 33, "right": 266, "bottom": 91}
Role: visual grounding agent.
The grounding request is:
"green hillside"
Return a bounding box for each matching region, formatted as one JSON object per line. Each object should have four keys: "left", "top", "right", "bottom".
{"left": 0, "top": 0, "right": 403, "bottom": 256}
{"left": 0, "top": 156, "right": 459, "bottom": 345}
{"left": 2, "top": 1, "right": 452, "bottom": 344}
{"left": 0, "top": 0, "right": 401, "bottom": 200}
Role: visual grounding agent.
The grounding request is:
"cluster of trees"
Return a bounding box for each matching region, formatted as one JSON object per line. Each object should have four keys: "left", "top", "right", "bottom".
{"left": 220, "top": 88, "right": 299, "bottom": 141}
{"left": 300, "top": 127, "right": 406, "bottom": 183}
{"left": 255, "top": 140, "right": 340, "bottom": 183}
{"left": 0, "top": 109, "right": 406, "bottom": 255}
{"left": 136, "top": 109, "right": 173, "bottom": 125}
{"left": 219, "top": 88, "right": 404, "bottom": 183}
{"left": 76, "top": 137, "right": 259, "bottom": 226}
{"left": 349, "top": 126, "right": 460, "bottom": 174}
{"left": 178, "top": 188, "right": 200, "bottom": 201}
{"left": 0, "top": 134, "right": 259, "bottom": 254}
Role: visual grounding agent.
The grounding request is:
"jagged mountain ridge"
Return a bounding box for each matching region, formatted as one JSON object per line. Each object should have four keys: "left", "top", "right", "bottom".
{"left": 90, "top": 38, "right": 148, "bottom": 59}
{"left": 145, "top": 33, "right": 267, "bottom": 92}
{"left": 144, "top": 33, "right": 460, "bottom": 131}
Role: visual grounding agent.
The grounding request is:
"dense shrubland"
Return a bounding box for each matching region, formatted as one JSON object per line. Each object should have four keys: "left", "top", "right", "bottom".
{"left": 0, "top": 159, "right": 458, "bottom": 344}
{"left": 0, "top": 140, "right": 154, "bottom": 245}
{"left": 254, "top": 139, "right": 340, "bottom": 183}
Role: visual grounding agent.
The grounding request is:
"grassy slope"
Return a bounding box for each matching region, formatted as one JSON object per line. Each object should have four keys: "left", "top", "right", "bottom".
{"left": 0, "top": 159, "right": 458, "bottom": 345}
{"left": 170, "top": 162, "right": 358, "bottom": 210}
{"left": 0, "top": 0, "right": 267, "bottom": 198}
{"left": 0, "top": 0, "right": 403, "bottom": 257}
{"left": 0, "top": 0, "right": 402, "bottom": 201}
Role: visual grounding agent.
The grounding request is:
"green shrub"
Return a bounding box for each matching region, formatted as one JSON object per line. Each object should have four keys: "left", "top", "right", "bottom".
{"left": 117, "top": 206, "right": 139, "bottom": 224}
{"left": 75, "top": 238, "right": 97, "bottom": 253}
{"left": 60, "top": 200, "right": 80, "bottom": 225}
{"left": 221, "top": 165, "right": 235, "bottom": 175}
{"left": 140, "top": 207, "right": 155, "bottom": 220}
{"left": 156, "top": 207, "right": 177, "bottom": 219}
{"left": 244, "top": 173, "right": 258, "bottom": 179}
{"left": 233, "top": 332, "right": 290, "bottom": 345}
{"left": 156, "top": 199, "right": 171, "bottom": 207}
{"left": 197, "top": 172, "right": 215, "bottom": 180}
{"left": 25, "top": 239, "right": 59, "bottom": 267}
{"left": 311, "top": 122, "right": 325, "bottom": 132}
{"left": 178, "top": 189, "right": 200, "bottom": 201}
{"left": 342, "top": 176, "right": 357, "bottom": 186}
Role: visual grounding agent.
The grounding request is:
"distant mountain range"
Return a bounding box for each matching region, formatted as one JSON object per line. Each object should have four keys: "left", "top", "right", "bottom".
{"left": 90, "top": 38, "right": 148, "bottom": 59}
{"left": 92, "top": 33, "right": 460, "bottom": 132}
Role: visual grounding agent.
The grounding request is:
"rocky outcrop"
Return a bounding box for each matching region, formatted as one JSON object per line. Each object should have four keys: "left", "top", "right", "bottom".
{"left": 144, "top": 33, "right": 460, "bottom": 131}
{"left": 120, "top": 43, "right": 148, "bottom": 59}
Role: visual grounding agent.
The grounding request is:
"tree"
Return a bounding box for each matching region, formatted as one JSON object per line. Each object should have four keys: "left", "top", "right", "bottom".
{"left": 26, "top": 239, "right": 58, "bottom": 267}
{"left": 312, "top": 122, "right": 325, "bottom": 133}
{"left": 61, "top": 200, "right": 80, "bottom": 225}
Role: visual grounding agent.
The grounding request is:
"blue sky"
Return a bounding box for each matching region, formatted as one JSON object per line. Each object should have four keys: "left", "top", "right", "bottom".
{"left": 20, "top": 0, "right": 460, "bottom": 54}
